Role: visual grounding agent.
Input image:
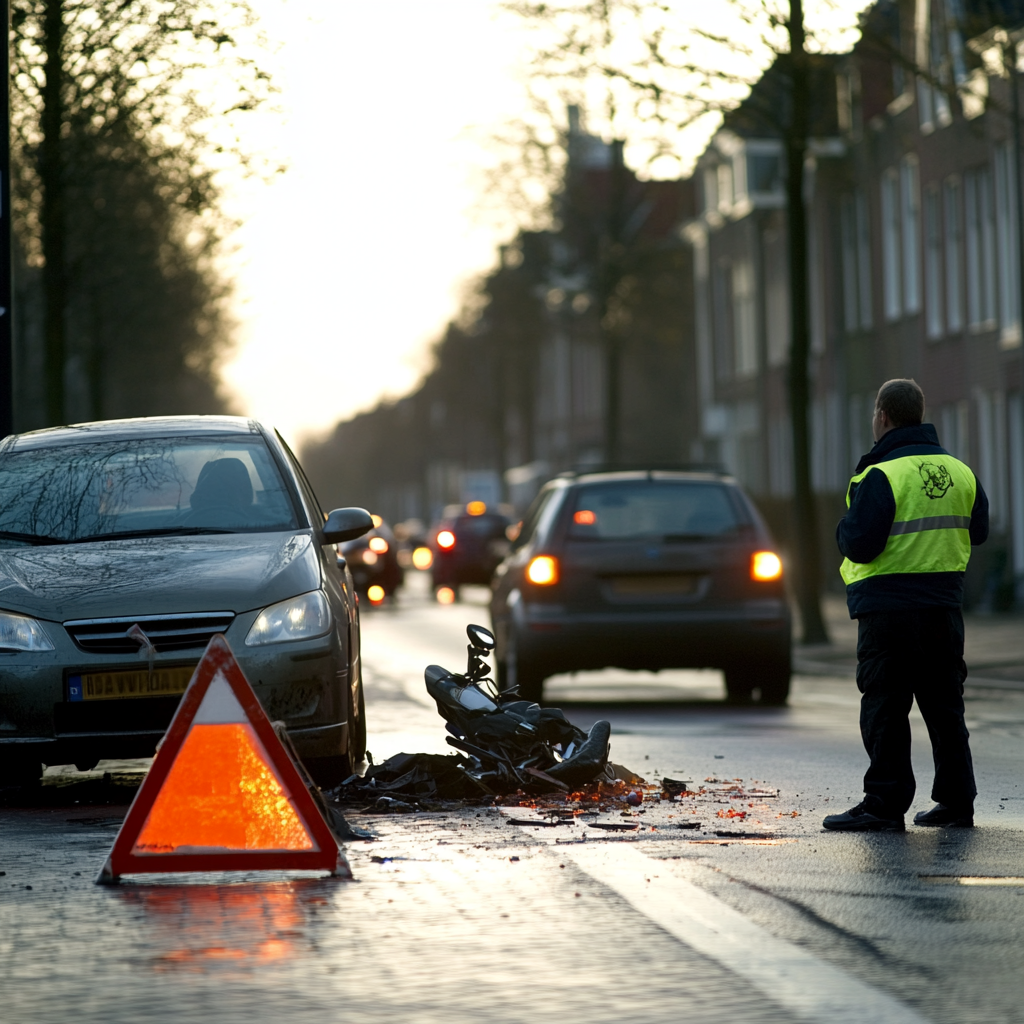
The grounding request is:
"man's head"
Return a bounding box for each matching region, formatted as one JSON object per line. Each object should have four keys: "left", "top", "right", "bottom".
{"left": 873, "top": 378, "right": 925, "bottom": 441}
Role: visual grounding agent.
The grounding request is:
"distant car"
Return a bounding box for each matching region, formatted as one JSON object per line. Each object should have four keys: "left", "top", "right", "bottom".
{"left": 489, "top": 470, "right": 791, "bottom": 704}
{"left": 340, "top": 516, "right": 404, "bottom": 603}
{"left": 430, "top": 503, "right": 513, "bottom": 597}
{"left": 0, "top": 415, "right": 374, "bottom": 787}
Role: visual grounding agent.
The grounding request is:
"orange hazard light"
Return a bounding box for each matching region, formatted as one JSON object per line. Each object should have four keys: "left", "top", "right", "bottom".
{"left": 135, "top": 723, "right": 314, "bottom": 854}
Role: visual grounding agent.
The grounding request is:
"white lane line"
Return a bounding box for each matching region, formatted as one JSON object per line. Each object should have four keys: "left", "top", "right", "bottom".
{"left": 566, "top": 844, "right": 930, "bottom": 1024}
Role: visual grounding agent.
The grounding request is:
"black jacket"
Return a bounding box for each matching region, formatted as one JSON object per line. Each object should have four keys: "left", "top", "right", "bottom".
{"left": 837, "top": 423, "right": 989, "bottom": 617}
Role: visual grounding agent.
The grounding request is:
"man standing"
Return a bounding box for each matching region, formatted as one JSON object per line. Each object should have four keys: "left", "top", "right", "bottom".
{"left": 824, "top": 379, "right": 989, "bottom": 832}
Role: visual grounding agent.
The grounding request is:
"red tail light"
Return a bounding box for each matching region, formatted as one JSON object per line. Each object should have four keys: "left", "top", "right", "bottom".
{"left": 436, "top": 530, "right": 456, "bottom": 550}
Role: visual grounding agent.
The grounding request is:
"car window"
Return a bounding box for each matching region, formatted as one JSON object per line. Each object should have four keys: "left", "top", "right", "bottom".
{"left": 568, "top": 482, "right": 742, "bottom": 541}
{"left": 457, "top": 515, "right": 509, "bottom": 539}
{"left": 0, "top": 435, "right": 300, "bottom": 544}
{"left": 510, "top": 487, "right": 557, "bottom": 550}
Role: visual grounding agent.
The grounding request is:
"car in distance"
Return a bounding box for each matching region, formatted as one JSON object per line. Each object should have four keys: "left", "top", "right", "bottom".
{"left": 430, "top": 502, "right": 513, "bottom": 598}
{"left": 339, "top": 515, "right": 404, "bottom": 604}
{"left": 0, "top": 415, "right": 374, "bottom": 788}
{"left": 489, "top": 470, "right": 791, "bottom": 704}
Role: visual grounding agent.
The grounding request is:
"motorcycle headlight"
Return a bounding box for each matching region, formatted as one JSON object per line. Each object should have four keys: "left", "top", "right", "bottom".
{"left": 245, "top": 591, "right": 331, "bottom": 646}
{"left": 0, "top": 610, "right": 54, "bottom": 652}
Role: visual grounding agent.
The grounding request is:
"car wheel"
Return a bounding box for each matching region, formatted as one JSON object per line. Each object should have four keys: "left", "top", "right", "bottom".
{"left": 1, "top": 757, "right": 42, "bottom": 788}
{"left": 305, "top": 756, "right": 350, "bottom": 789}
{"left": 724, "top": 667, "right": 756, "bottom": 704}
{"left": 757, "top": 657, "right": 792, "bottom": 706}
{"left": 351, "top": 683, "right": 367, "bottom": 762}
{"left": 500, "top": 628, "right": 546, "bottom": 703}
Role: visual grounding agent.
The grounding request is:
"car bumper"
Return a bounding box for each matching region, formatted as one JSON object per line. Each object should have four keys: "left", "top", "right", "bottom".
{"left": 505, "top": 598, "right": 791, "bottom": 673}
{"left": 0, "top": 609, "right": 349, "bottom": 766}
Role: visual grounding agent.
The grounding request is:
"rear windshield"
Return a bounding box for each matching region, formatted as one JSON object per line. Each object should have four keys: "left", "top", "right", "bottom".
{"left": 0, "top": 435, "right": 300, "bottom": 545}
{"left": 568, "top": 482, "right": 742, "bottom": 541}
{"left": 454, "top": 515, "right": 509, "bottom": 539}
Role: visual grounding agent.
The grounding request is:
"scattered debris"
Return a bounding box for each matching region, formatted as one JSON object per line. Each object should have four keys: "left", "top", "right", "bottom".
{"left": 588, "top": 821, "right": 640, "bottom": 832}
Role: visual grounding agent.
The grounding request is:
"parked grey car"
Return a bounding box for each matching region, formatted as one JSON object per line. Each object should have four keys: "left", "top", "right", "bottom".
{"left": 0, "top": 415, "right": 374, "bottom": 787}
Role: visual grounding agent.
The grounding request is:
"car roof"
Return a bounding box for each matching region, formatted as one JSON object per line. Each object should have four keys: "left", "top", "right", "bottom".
{"left": 565, "top": 469, "right": 737, "bottom": 486}
{"left": 3, "top": 415, "right": 265, "bottom": 452}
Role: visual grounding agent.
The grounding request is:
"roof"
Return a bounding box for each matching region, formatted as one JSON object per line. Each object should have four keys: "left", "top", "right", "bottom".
{"left": 4, "top": 415, "right": 263, "bottom": 451}
{"left": 568, "top": 469, "right": 734, "bottom": 485}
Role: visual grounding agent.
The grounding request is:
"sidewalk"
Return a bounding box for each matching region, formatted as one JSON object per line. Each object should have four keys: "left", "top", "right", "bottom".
{"left": 794, "top": 594, "right": 1024, "bottom": 690}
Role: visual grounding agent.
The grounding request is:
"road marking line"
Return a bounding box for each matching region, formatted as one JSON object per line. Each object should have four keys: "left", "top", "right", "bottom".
{"left": 566, "top": 844, "right": 930, "bottom": 1024}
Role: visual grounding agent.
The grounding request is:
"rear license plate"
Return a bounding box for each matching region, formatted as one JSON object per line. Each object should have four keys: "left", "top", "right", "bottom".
{"left": 608, "top": 574, "right": 702, "bottom": 596}
{"left": 67, "top": 665, "right": 197, "bottom": 702}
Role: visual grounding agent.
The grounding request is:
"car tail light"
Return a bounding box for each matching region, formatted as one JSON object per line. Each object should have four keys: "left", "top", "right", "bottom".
{"left": 751, "top": 551, "right": 783, "bottom": 581}
{"left": 412, "top": 546, "right": 433, "bottom": 569}
{"left": 368, "top": 536, "right": 389, "bottom": 554}
{"left": 367, "top": 585, "right": 386, "bottom": 603}
{"left": 437, "top": 530, "right": 456, "bottom": 550}
{"left": 526, "top": 555, "right": 559, "bottom": 585}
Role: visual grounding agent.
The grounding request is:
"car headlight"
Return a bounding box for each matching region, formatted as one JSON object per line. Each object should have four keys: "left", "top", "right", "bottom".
{"left": 245, "top": 591, "right": 331, "bottom": 646}
{"left": 0, "top": 610, "right": 54, "bottom": 652}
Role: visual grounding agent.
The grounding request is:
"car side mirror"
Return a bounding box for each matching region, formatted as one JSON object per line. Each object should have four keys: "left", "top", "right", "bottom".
{"left": 322, "top": 507, "right": 374, "bottom": 544}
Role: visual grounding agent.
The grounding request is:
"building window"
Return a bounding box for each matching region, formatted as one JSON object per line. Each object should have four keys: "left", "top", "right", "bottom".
{"left": 841, "top": 196, "right": 859, "bottom": 332}
{"left": 881, "top": 169, "right": 902, "bottom": 320}
{"left": 944, "top": 177, "right": 963, "bottom": 332}
{"left": 900, "top": 156, "right": 921, "bottom": 314}
{"left": 856, "top": 191, "right": 873, "bottom": 328}
{"left": 717, "top": 161, "right": 734, "bottom": 213}
{"left": 965, "top": 166, "right": 996, "bottom": 329}
{"left": 703, "top": 167, "right": 718, "bottom": 215}
{"left": 994, "top": 141, "right": 1021, "bottom": 344}
{"left": 732, "top": 260, "right": 757, "bottom": 377}
{"left": 924, "top": 185, "right": 943, "bottom": 339}
{"left": 712, "top": 259, "right": 733, "bottom": 380}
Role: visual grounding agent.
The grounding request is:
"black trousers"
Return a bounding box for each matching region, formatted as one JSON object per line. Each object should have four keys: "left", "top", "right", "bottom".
{"left": 856, "top": 607, "right": 976, "bottom": 816}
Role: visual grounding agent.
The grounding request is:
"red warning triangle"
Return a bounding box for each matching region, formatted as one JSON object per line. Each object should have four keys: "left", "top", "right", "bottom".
{"left": 97, "top": 634, "right": 348, "bottom": 883}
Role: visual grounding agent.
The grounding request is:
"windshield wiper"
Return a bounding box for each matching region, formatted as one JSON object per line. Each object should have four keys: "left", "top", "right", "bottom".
{"left": 64, "top": 527, "right": 235, "bottom": 545}
{"left": 0, "top": 530, "right": 66, "bottom": 546}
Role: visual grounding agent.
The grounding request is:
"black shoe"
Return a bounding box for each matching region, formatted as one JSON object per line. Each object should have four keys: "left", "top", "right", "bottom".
{"left": 823, "top": 802, "right": 904, "bottom": 832}
{"left": 913, "top": 803, "right": 974, "bottom": 827}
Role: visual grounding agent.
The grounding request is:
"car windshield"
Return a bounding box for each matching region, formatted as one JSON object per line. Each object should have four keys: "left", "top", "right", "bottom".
{"left": 0, "top": 435, "right": 301, "bottom": 544}
{"left": 568, "top": 482, "right": 742, "bottom": 541}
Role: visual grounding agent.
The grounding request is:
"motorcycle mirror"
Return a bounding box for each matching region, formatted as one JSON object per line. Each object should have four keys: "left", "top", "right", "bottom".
{"left": 466, "top": 624, "right": 495, "bottom": 652}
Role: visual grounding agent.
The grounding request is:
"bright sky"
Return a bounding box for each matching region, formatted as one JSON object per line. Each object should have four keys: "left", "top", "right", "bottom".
{"left": 221, "top": 0, "right": 531, "bottom": 448}
{"left": 221, "top": 0, "right": 865, "bottom": 448}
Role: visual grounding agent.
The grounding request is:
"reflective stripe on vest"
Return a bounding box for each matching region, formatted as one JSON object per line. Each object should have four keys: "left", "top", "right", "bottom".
{"left": 839, "top": 453, "right": 976, "bottom": 586}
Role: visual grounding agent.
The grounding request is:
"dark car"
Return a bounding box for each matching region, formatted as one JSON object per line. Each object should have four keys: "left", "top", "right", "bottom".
{"left": 0, "top": 415, "right": 374, "bottom": 788}
{"left": 340, "top": 516, "right": 404, "bottom": 604}
{"left": 489, "top": 470, "right": 791, "bottom": 704}
{"left": 430, "top": 503, "right": 512, "bottom": 597}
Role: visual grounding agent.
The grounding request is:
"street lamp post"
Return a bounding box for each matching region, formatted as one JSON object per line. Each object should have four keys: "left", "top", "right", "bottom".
{"left": 0, "top": 0, "right": 11, "bottom": 437}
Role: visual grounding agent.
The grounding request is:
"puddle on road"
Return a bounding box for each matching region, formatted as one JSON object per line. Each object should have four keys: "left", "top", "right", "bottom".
{"left": 115, "top": 879, "right": 334, "bottom": 971}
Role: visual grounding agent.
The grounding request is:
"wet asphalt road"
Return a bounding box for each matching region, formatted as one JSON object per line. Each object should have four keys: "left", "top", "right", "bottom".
{"left": 2, "top": 573, "right": 1024, "bottom": 1024}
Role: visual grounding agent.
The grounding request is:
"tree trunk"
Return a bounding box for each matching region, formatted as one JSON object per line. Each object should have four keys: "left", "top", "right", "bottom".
{"left": 786, "top": 0, "right": 829, "bottom": 644}
{"left": 40, "top": 0, "right": 67, "bottom": 426}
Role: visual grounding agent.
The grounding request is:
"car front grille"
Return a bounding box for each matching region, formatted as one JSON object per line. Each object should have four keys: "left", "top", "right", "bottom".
{"left": 63, "top": 612, "right": 236, "bottom": 654}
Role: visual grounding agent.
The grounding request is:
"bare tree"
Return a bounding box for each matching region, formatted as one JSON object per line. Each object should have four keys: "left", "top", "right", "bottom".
{"left": 11, "top": 0, "right": 276, "bottom": 426}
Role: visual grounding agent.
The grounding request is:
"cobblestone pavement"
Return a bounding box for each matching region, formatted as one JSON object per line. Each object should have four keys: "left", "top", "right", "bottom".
{"left": 2, "top": 576, "right": 1023, "bottom": 1024}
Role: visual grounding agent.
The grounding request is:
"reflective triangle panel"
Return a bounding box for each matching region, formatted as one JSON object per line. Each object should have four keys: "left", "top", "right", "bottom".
{"left": 134, "top": 723, "right": 317, "bottom": 854}
{"left": 98, "top": 634, "right": 344, "bottom": 881}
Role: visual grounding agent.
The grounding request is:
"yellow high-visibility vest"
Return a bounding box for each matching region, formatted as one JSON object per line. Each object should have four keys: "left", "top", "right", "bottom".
{"left": 840, "top": 453, "right": 977, "bottom": 585}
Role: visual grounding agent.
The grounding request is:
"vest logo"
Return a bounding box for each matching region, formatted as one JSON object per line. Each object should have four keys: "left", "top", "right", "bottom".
{"left": 919, "top": 461, "right": 954, "bottom": 500}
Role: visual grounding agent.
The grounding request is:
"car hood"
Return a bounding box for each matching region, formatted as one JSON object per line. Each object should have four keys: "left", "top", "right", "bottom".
{"left": 0, "top": 531, "right": 322, "bottom": 622}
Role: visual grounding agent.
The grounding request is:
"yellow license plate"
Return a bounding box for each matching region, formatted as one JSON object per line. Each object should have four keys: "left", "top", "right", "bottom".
{"left": 68, "top": 665, "right": 197, "bottom": 702}
{"left": 609, "top": 574, "right": 701, "bottom": 596}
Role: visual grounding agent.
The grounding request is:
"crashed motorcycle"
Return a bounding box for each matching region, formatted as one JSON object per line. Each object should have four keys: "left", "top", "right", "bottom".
{"left": 423, "top": 624, "right": 613, "bottom": 793}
